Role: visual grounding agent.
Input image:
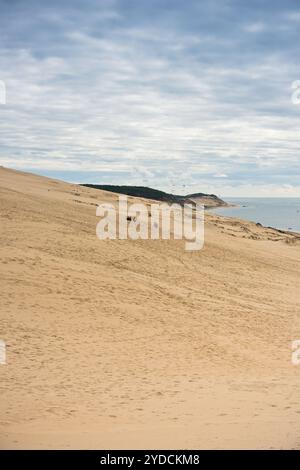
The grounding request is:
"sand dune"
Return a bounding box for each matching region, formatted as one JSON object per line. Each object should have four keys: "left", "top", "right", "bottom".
{"left": 0, "top": 166, "right": 300, "bottom": 449}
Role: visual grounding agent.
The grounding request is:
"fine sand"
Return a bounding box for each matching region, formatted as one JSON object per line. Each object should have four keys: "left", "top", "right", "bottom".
{"left": 0, "top": 166, "right": 300, "bottom": 449}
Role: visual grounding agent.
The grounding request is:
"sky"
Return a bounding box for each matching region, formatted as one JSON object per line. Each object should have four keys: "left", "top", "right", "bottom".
{"left": 0, "top": 0, "right": 300, "bottom": 197}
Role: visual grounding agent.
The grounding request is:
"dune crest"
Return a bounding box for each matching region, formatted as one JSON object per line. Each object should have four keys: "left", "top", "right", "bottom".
{"left": 0, "top": 166, "right": 300, "bottom": 449}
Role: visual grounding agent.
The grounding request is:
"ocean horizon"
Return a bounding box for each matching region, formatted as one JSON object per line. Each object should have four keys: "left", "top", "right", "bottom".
{"left": 210, "top": 197, "right": 300, "bottom": 233}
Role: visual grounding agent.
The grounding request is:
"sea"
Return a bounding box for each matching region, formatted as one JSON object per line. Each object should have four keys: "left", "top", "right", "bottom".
{"left": 209, "top": 198, "right": 300, "bottom": 233}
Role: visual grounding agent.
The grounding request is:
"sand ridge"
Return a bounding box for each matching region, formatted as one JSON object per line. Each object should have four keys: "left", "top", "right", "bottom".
{"left": 0, "top": 166, "right": 300, "bottom": 449}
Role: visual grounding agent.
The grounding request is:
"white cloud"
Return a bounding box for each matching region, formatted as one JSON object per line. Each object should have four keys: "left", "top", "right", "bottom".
{"left": 0, "top": 0, "right": 300, "bottom": 196}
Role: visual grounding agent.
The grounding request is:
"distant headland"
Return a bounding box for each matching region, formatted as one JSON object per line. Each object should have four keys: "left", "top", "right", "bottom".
{"left": 80, "top": 184, "right": 228, "bottom": 209}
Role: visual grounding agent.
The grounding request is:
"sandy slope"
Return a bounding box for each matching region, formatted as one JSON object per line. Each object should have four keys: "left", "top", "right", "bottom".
{"left": 0, "top": 166, "right": 300, "bottom": 449}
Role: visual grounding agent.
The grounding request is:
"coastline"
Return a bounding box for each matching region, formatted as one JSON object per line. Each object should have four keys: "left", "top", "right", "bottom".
{"left": 208, "top": 198, "right": 300, "bottom": 235}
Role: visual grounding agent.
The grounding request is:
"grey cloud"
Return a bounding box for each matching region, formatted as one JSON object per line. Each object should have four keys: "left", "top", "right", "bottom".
{"left": 0, "top": 0, "right": 300, "bottom": 196}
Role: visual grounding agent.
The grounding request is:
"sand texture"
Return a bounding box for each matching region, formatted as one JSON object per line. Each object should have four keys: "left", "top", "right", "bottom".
{"left": 0, "top": 166, "right": 300, "bottom": 449}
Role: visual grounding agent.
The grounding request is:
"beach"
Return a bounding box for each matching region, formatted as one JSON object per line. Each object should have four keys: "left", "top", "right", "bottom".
{"left": 1, "top": 166, "right": 300, "bottom": 449}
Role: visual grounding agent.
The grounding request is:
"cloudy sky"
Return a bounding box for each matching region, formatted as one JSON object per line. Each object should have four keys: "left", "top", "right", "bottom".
{"left": 0, "top": 0, "right": 300, "bottom": 196}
